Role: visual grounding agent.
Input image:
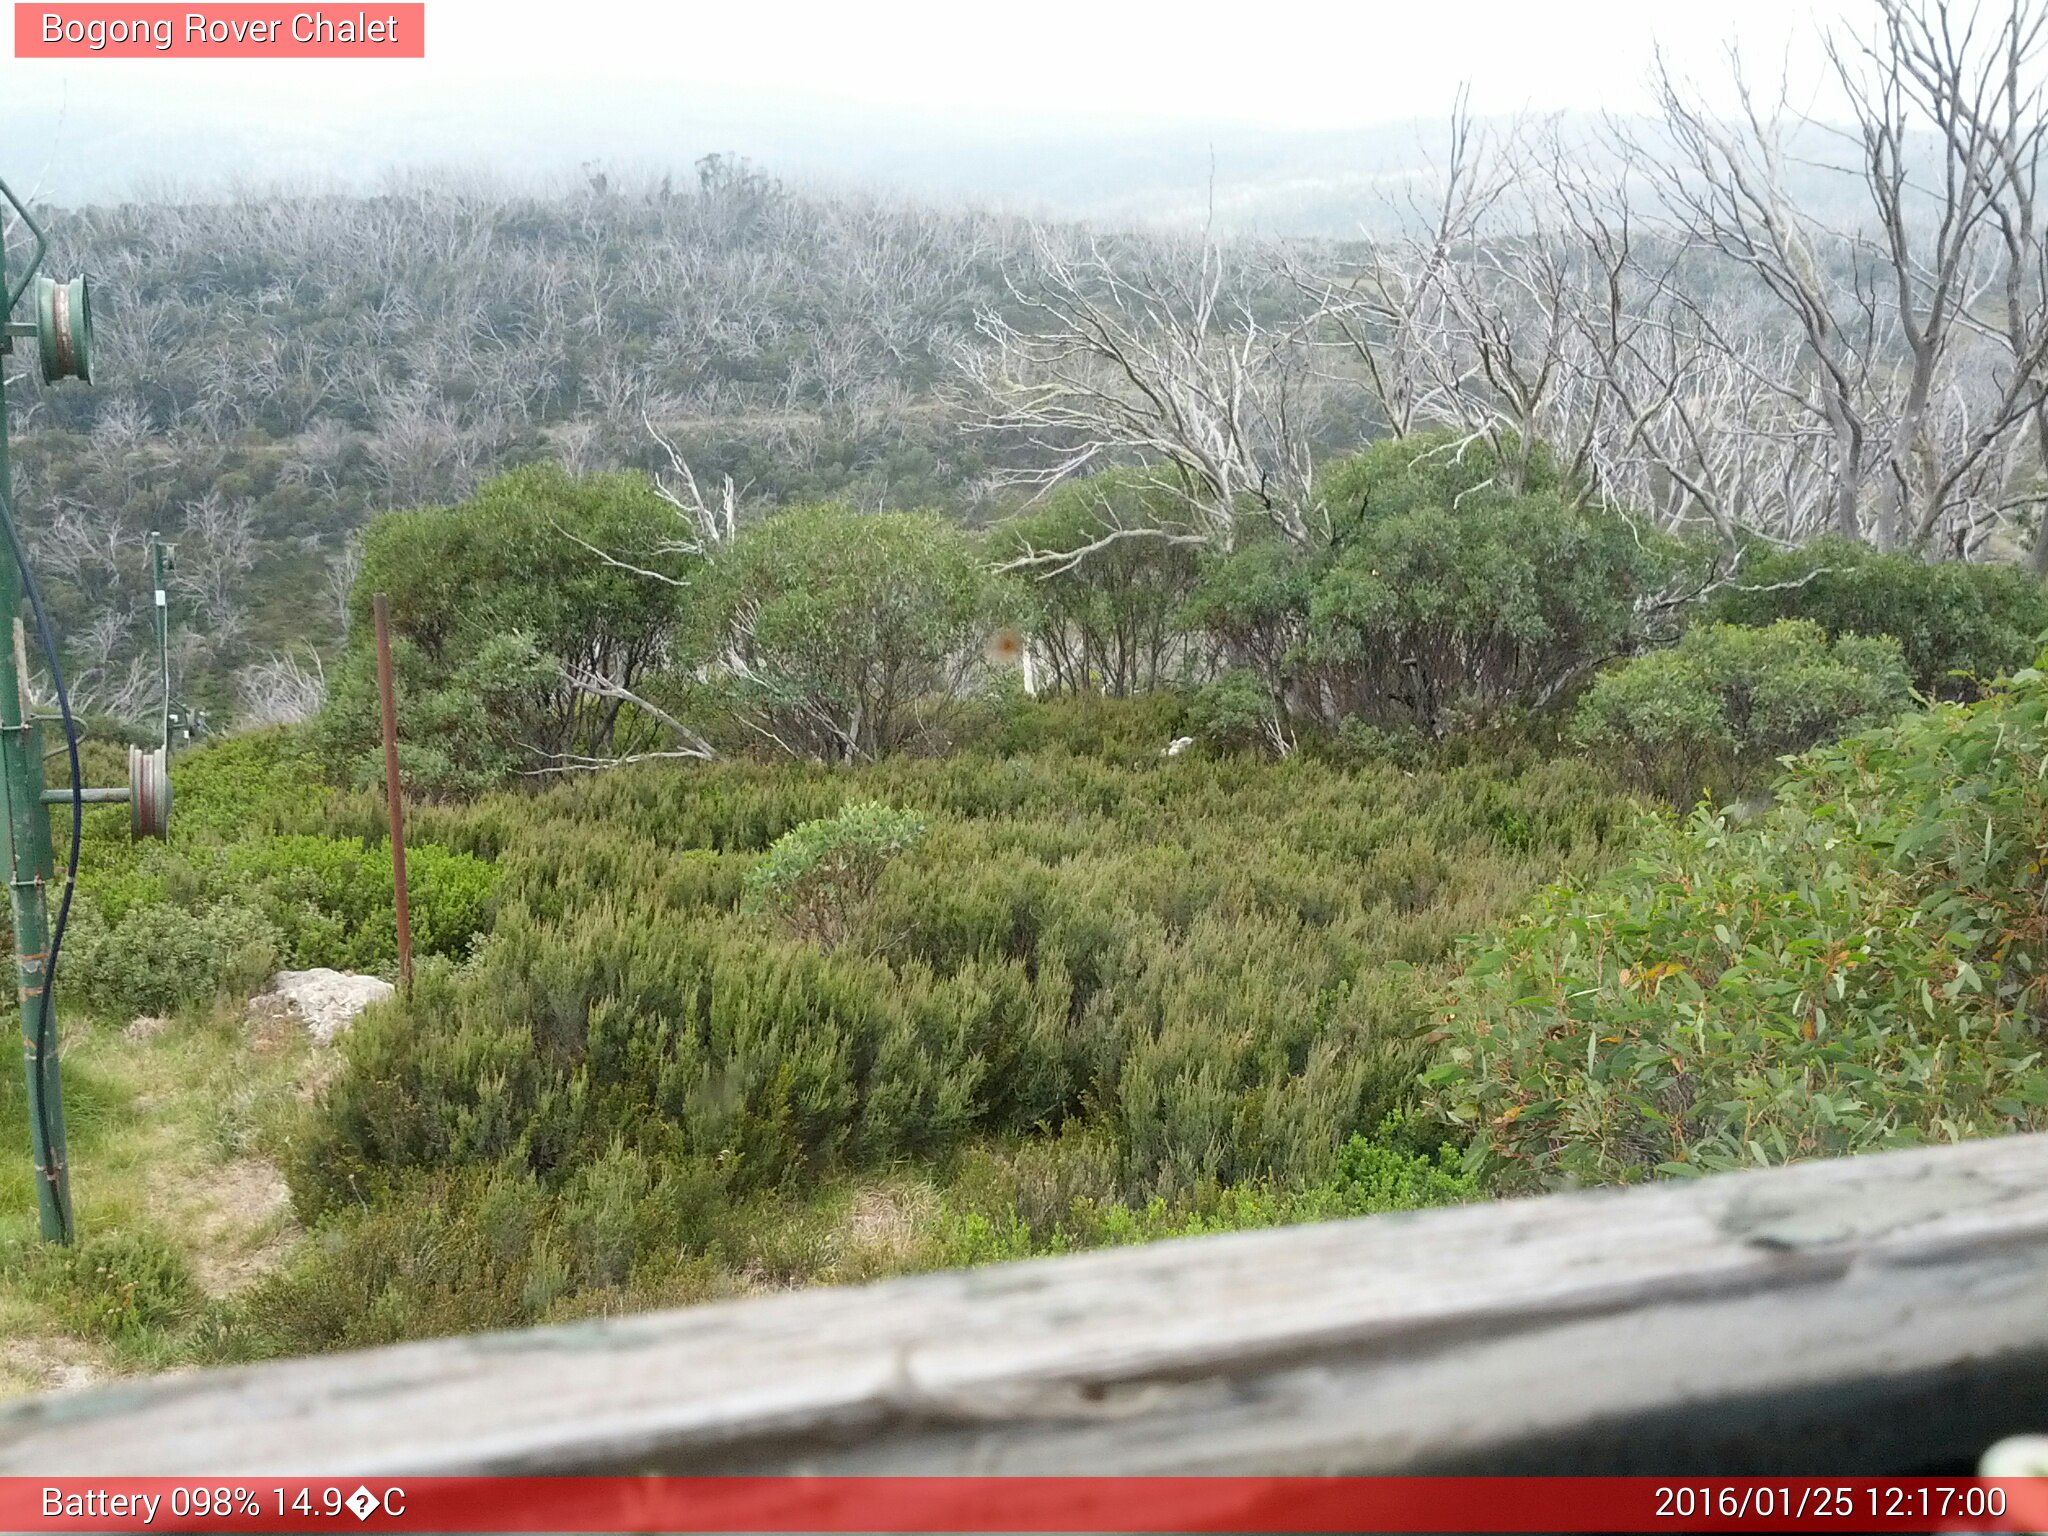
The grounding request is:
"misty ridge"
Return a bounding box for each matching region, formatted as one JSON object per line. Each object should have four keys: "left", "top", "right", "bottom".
{"left": 0, "top": 55, "right": 2037, "bottom": 736}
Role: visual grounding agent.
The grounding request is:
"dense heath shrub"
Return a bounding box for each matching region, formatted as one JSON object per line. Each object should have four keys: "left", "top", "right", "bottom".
{"left": 13, "top": 1228, "right": 200, "bottom": 1340}
{"left": 1572, "top": 621, "right": 1913, "bottom": 797}
{"left": 1703, "top": 536, "right": 2048, "bottom": 698}
{"left": 934, "top": 1129, "right": 1482, "bottom": 1267}
{"left": 288, "top": 723, "right": 1638, "bottom": 1283}
{"left": 66, "top": 900, "right": 281, "bottom": 1019}
{"left": 696, "top": 504, "right": 1016, "bottom": 762}
{"left": 1428, "top": 661, "right": 2048, "bottom": 1192}
{"left": 46, "top": 430, "right": 2048, "bottom": 1364}
{"left": 1186, "top": 669, "right": 1283, "bottom": 755}
{"left": 71, "top": 831, "right": 497, "bottom": 1005}
{"left": 970, "top": 692, "right": 1191, "bottom": 763}
{"left": 741, "top": 801, "right": 928, "bottom": 951}
{"left": 219, "top": 836, "right": 499, "bottom": 971}
{"left": 239, "top": 1167, "right": 567, "bottom": 1353}
{"left": 1179, "top": 536, "right": 1316, "bottom": 742}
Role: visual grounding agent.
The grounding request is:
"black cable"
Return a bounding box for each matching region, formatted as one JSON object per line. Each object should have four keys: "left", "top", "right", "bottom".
{"left": 0, "top": 492, "right": 80, "bottom": 1243}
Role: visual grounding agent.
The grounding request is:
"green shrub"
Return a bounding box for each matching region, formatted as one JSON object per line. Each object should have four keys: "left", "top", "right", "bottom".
{"left": 165, "top": 728, "right": 330, "bottom": 841}
{"left": 240, "top": 1167, "right": 560, "bottom": 1353}
{"left": 1703, "top": 537, "right": 2048, "bottom": 698}
{"left": 742, "top": 801, "right": 927, "bottom": 950}
{"left": 221, "top": 836, "right": 498, "bottom": 971}
{"left": 1185, "top": 670, "right": 1280, "bottom": 755}
{"left": 1178, "top": 435, "right": 1685, "bottom": 742}
{"left": 1320, "top": 718, "right": 1431, "bottom": 771}
{"left": 1429, "top": 663, "right": 2048, "bottom": 1192}
{"left": 989, "top": 470, "right": 1203, "bottom": 697}
{"left": 1180, "top": 537, "right": 1316, "bottom": 740}
{"left": 65, "top": 818, "right": 495, "bottom": 1014}
{"left": 560, "top": 1140, "right": 659, "bottom": 1289}
{"left": 317, "top": 466, "right": 700, "bottom": 790}
{"left": 15, "top": 1229, "right": 200, "bottom": 1339}
{"left": 1302, "top": 435, "right": 1682, "bottom": 735}
{"left": 934, "top": 1122, "right": 1479, "bottom": 1265}
{"left": 1573, "top": 621, "right": 1913, "bottom": 796}
{"left": 969, "top": 693, "right": 1190, "bottom": 763}
{"left": 698, "top": 505, "right": 1016, "bottom": 761}
{"left": 289, "top": 725, "right": 1636, "bottom": 1276}
{"left": 66, "top": 900, "right": 281, "bottom": 1018}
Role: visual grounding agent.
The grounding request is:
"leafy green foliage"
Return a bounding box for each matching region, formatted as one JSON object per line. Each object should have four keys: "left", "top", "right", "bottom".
{"left": 57, "top": 727, "right": 499, "bottom": 1016}
{"left": 1704, "top": 536, "right": 2048, "bottom": 698}
{"left": 1573, "top": 621, "right": 1913, "bottom": 797}
{"left": 742, "top": 802, "right": 928, "bottom": 950}
{"left": 1179, "top": 537, "right": 1318, "bottom": 742}
{"left": 989, "top": 472, "right": 1203, "bottom": 696}
{"left": 1180, "top": 436, "right": 1684, "bottom": 747}
{"left": 1185, "top": 670, "right": 1282, "bottom": 754}
{"left": 66, "top": 902, "right": 282, "bottom": 1020}
{"left": 317, "top": 465, "right": 698, "bottom": 791}
{"left": 239, "top": 1166, "right": 577, "bottom": 1352}
{"left": 69, "top": 829, "right": 495, "bottom": 1014}
{"left": 317, "top": 632, "right": 558, "bottom": 798}
{"left": 933, "top": 1124, "right": 1479, "bottom": 1266}
{"left": 1306, "top": 437, "right": 1681, "bottom": 734}
{"left": 1428, "top": 664, "right": 2048, "bottom": 1192}
{"left": 158, "top": 729, "right": 331, "bottom": 841}
{"left": 698, "top": 505, "right": 1013, "bottom": 761}
{"left": 218, "top": 837, "right": 499, "bottom": 971}
{"left": 969, "top": 692, "right": 1190, "bottom": 763}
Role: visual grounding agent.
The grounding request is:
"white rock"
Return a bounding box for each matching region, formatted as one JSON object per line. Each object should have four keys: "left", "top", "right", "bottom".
{"left": 253, "top": 968, "right": 396, "bottom": 1043}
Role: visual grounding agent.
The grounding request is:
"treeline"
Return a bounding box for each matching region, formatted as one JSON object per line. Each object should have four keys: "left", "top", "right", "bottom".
{"left": 13, "top": 157, "right": 1114, "bottom": 725}
{"left": 21, "top": 0, "right": 2048, "bottom": 739}
{"left": 314, "top": 435, "right": 2048, "bottom": 806}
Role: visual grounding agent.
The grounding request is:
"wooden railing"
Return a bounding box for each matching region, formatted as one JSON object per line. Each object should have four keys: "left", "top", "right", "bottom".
{"left": 5, "top": 1134, "right": 2047, "bottom": 1476}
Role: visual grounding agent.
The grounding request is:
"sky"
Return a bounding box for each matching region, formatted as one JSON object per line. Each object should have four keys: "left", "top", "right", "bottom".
{"left": 417, "top": 0, "right": 1852, "bottom": 125}
{"left": 0, "top": 0, "right": 1870, "bottom": 215}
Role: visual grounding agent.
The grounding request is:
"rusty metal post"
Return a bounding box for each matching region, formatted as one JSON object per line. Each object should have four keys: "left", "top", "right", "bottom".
{"left": 372, "top": 593, "right": 413, "bottom": 996}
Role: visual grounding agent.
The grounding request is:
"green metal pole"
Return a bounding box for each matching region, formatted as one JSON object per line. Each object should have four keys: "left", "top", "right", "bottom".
{"left": 151, "top": 534, "right": 169, "bottom": 749}
{"left": 0, "top": 225, "right": 70, "bottom": 1243}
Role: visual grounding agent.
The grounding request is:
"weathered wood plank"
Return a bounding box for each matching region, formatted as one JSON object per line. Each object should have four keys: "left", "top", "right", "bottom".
{"left": 6, "top": 1135, "right": 2047, "bottom": 1475}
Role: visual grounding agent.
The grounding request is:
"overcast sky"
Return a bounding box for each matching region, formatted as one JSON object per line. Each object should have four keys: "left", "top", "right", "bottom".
{"left": 1, "top": 0, "right": 1872, "bottom": 212}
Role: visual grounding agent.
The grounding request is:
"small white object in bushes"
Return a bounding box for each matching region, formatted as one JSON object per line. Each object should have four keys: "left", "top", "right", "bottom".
{"left": 249, "top": 968, "right": 395, "bottom": 1044}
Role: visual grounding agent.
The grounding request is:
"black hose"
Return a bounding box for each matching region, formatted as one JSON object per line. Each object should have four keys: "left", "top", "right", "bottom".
{"left": 0, "top": 493, "right": 80, "bottom": 1243}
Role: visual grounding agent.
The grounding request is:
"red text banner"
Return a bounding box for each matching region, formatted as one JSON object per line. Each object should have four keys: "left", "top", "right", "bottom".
{"left": 15, "top": 5, "right": 424, "bottom": 57}
{"left": 6, "top": 1476, "right": 2048, "bottom": 1532}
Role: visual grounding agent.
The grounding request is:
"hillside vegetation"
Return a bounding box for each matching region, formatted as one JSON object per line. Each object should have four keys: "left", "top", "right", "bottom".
{"left": 0, "top": 709, "right": 1619, "bottom": 1366}
{"left": 12, "top": 650, "right": 2048, "bottom": 1373}
{"left": 8, "top": 0, "right": 2048, "bottom": 1379}
{"left": 5, "top": 416, "right": 2048, "bottom": 1380}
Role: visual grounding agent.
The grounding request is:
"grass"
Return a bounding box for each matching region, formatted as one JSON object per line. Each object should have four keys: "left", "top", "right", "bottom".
{"left": 0, "top": 1000, "right": 315, "bottom": 1397}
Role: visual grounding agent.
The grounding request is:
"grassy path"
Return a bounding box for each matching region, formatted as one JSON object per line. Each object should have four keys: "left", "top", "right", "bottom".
{"left": 0, "top": 1005, "right": 315, "bottom": 1398}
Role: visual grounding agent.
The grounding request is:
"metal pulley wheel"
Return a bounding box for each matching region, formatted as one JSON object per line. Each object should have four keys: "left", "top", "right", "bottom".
{"left": 129, "top": 744, "right": 169, "bottom": 840}
{"left": 35, "top": 274, "right": 91, "bottom": 385}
